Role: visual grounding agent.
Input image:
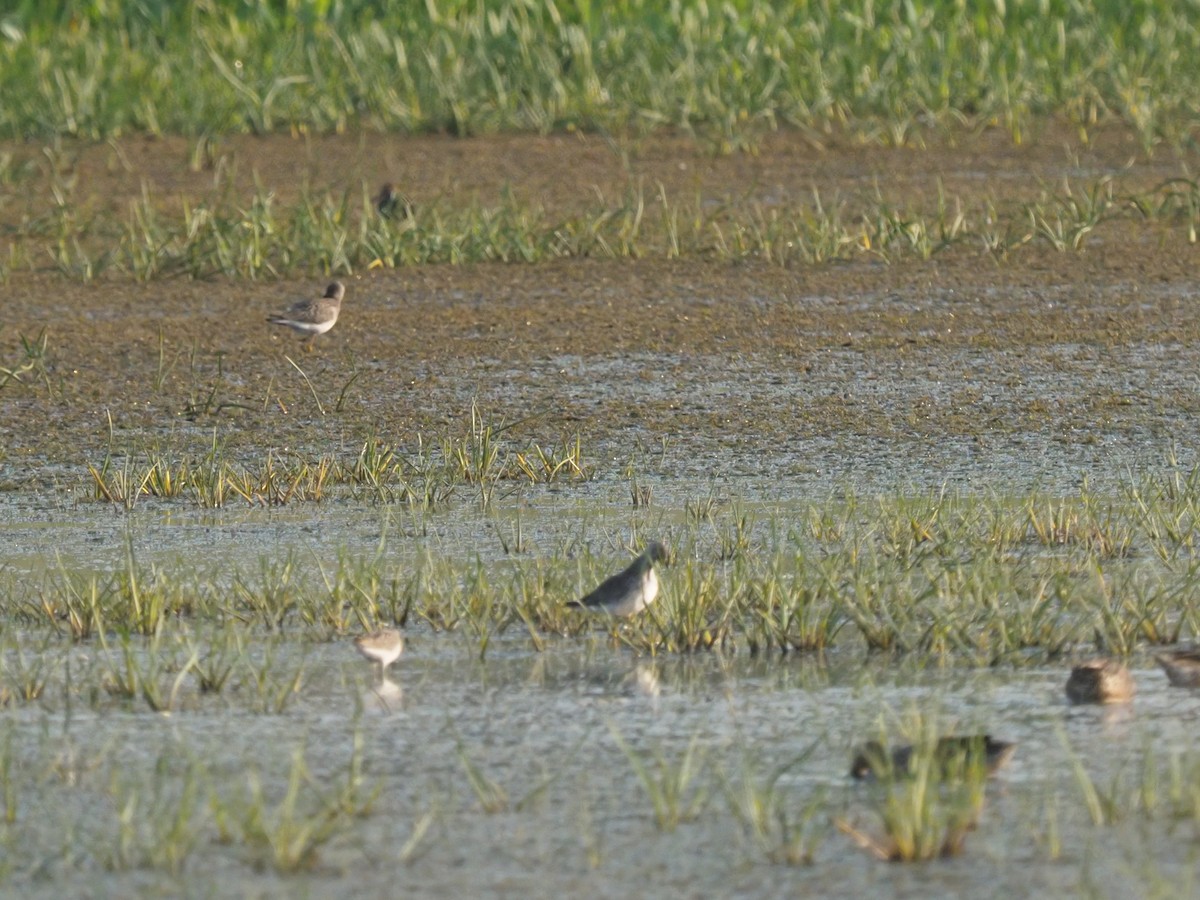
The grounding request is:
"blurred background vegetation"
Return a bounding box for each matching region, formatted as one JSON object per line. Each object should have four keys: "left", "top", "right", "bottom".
{"left": 1, "top": 0, "right": 1197, "bottom": 146}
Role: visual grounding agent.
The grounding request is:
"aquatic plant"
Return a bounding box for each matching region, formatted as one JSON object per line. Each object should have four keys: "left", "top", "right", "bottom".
{"left": 613, "top": 730, "right": 709, "bottom": 833}
{"left": 221, "top": 739, "right": 375, "bottom": 873}
{"left": 721, "top": 744, "right": 824, "bottom": 865}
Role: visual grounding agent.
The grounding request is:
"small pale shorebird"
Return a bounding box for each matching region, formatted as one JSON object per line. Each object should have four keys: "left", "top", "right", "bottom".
{"left": 354, "top": 627, "right": 404, "bottom": 678}
{"left": 850, "top": 735, "right": 1017, "bottom": 780}
{"left": 267, "top": 281, "right": 345, "bottom": 347}
{"left": 568, "top": 541, "right": 670, "bottom": 617}
{"left": 1066, "top": 658, "right": 1135, "bottom": 704}
{"left": 1155, "top": 648, "right": 1200, "bottom": 687}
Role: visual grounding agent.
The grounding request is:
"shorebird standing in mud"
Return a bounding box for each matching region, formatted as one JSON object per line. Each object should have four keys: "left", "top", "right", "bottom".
{"left": 267, "top": 281, "right": 346, "bottom": 348}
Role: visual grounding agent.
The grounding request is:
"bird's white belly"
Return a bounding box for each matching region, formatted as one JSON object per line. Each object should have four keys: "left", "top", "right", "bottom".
{"left": 626, "top": 568, "right": 658, "bottom": 615}
{"left": 297, "top": 316, "right": 337, "bottom": 335}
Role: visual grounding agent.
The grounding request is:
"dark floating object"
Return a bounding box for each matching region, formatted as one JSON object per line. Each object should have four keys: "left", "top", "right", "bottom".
{"left": 1155, "top": 649, "right": 1200, "bottom": 688}
{"left": 1065, "top": 658, "right": 1135, "bottom": 704}
{"left": 850, "top": 735, "right": 1017, "bottom": 780}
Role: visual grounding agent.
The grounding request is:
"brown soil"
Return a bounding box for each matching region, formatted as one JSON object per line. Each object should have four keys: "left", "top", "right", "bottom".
{"left": 2, "top": 124, "right": 1199, "bottom": 485}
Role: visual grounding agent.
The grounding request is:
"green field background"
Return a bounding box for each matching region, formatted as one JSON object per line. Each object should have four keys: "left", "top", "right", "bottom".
{"left": 2, "top": 0, "right": 1197, "bottom": 141}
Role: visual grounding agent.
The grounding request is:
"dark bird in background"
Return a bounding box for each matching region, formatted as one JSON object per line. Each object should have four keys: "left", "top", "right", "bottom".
{"left": 850, "top": 735, "right": 1017, "bottom": 780}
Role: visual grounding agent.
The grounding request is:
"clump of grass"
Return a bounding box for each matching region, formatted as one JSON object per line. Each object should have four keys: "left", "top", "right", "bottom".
{"left": 187, "top": 626, "right": 244, "bottom": 694}
{"left": 238, "top": 640, "right": 307, "bottom": 715}
{"left": 1145, "top": 750, "right": 1200, "bottom": 822}
{"left": 84, "top": 408, "right": 591, "bottom": 510}
{"left": 839, "top": 707, "right": 1011, "bottom": 862}
{"left": 743, "top": 554, "right": 847, "bottom": 654}
{"left": 106, "top": 751, "right": 205, "bottom": 873}
{"left": 613, "top": 730, "right": 708, "bottom": 833}
{"left": 0, "top": 329, "right": 52, "bottom": 394}
{"left": 457, "top": 742, "right": 509, "bottom": 814}
{"left": 629, "top": 478, "right": 653, "bottom": 508}
{"left": 231, "top": 555, "right": 301, "bottom": 632}
{"left": 219, "top": 738, "right": 376, "bottom": 873}
{"left": 1, "top": 638, "right": 51, "bottom": 704}
{"left": 96, "top": 631, "right": 196, "bottom": 713}
{"left": 1062, "top": 731, "right": 1130, "bottom": 827}
{"left": 722, "top": 743, "right": 824, "bottom": 865}
{"left": 513, "top": 434, "right": 590, "bottom": 483}
{"left": 840, "top": 769, "right": 988, "bottom": 861}
{"left": 840, "top": 736, "right": 992, "bottom": 861}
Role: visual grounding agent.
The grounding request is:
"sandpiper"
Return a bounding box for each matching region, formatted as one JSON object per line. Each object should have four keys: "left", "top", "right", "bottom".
{"left": 353, "top": 627, "right": 404, "bottom": 677}
{"left": 267, "top": 281, "right": 345, "bottom": 346}
{"left": 1065, "top": 658, "right": 1135, "bottom": 704}
{"left": 568, "top": 541, "right": 670, "bottom": 617}
{"left": 375, "top": 182, "right": 413, "bottom": 220}
{"left": 850, "top": 735, "right": 1017, "bottom": 780}
{"left": 1154, "top": 648, "right": 1200, "bottom": 688}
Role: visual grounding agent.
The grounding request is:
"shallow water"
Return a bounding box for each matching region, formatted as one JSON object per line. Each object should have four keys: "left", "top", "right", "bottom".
{"left": 2, "top": 463, "right": 1199, "bottom": 894}
{"left": 3, "top": 631, "right": 1199, "bottom": 898}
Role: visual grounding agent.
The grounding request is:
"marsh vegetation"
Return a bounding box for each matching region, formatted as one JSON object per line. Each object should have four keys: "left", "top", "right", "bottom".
{"left": 4, "top": 0, "right": 1200, "bottom": 895}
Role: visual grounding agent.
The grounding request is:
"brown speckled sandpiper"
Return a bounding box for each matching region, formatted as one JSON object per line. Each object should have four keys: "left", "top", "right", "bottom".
{"left": 353, "top": 627, "right": 403, "bottom": 677}
{"left": 1066, "top": 658, "right": 1135, "bottom": 704}
{"left": 267, "top": 282, "right": 345, "bottom": 347}
{"left": 1155, "top": 648, "right": 1200, "bottom": 688}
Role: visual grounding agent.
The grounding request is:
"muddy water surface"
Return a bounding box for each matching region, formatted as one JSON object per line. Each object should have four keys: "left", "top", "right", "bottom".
{"left": 5, "top": 633, "right": 1199, "bottom": 898}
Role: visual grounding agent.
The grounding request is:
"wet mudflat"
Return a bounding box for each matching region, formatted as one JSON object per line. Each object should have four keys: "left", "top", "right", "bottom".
{"left": 3, "top": 127, "right": 1200, "bottom": 895}
{"left": 3, "top": 124, "right": 1200, "bottom": 482}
